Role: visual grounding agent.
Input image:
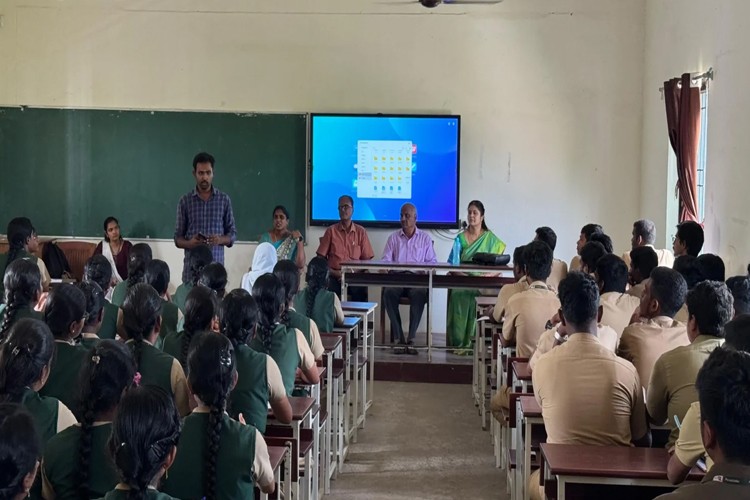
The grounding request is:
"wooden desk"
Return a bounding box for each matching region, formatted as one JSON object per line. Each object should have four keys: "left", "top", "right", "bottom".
{"left": 473, "top": 295, "right": 501, "bottom": 429}
{"left": 259, "top": 445, "right": 289, "bottom": 500}
{"left": 333, "top": 316, "right": 365, "bottom": 443}
{"left": 268, "top": 397, "right": 317, "bottom": 500}
{"left": 341, "top": 301, "right": 378, "bottom": 418}
{"left": 540, "top": 443, "right": 704, "bottom": 499}
{"left": 512, "top": 361, "right": 532, "bottom": 393}
{"left": 517, "top": 396, "right": 545, "bottom": 500}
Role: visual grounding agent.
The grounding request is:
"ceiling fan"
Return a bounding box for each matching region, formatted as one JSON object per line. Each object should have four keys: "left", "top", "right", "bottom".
{"left": 383, "top": 0, "right": 504, "bottom": 7}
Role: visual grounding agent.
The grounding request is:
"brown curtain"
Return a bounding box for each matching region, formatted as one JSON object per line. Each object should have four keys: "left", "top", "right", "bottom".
{"left": 664, "top": 73, "right": 701, "bottom": 222}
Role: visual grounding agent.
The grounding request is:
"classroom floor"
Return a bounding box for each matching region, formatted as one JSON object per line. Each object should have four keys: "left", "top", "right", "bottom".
{"left": 327, "top": 381, "right": 507, "bottom": 500}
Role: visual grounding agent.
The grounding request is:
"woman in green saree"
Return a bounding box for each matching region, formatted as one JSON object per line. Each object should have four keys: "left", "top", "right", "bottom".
{"left": 446, "top": 200, "right": 506, "bottom": 351}
{"left": 259, "top": 205, "right": 306, "bottom": 270}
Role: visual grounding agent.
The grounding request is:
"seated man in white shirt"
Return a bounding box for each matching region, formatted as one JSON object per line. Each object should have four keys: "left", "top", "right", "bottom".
{"left": 623, "top": 219, "right": 674, "bottom": 268}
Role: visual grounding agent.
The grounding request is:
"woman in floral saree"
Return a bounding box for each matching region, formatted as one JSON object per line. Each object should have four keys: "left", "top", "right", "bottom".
{"left": 259, "top": 205, "right": 306, "bottom": 270}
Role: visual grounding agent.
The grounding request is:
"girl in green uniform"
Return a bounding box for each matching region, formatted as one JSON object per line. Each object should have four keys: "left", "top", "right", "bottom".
{"left": 41, "top": 284, "right": 90, "bottom": 417}
{"left": 120, "top": 284, "right": 191, "bottom": 417}
{"left": 76, "top": 280, "right": 106, "bottom": 350}
{"left": 0, "top": 217, "right": 49, "bottom": 299}
{"left": 249, "top": 274, "right": 319, "bottom": 395}
{"left": 172, "top": 244, "right": 213, "bottom": 315}
{"left": 84, "top": 255, "right": 119, "bottom": 341}
{"left": 198, "top": 262, "right": 228, "bottom": 299}
{"left": 274, "top": 260, "right": 324, "bottom": 359}
{"left": 111, "top": 244, "right": 152, "bottom": 307}
{"left": 100, "top": 385, "right": 182, "bottom": 500}
{"left": 294, "top": 256, "right": 344, "bottom": 333}
{"left": 0, "top": 259, "right": 43, "bottom": 339}
{"left": 0, "top": 403, "right": 42, "bottom": 500}
{"left": 162, "top": 286, "right": 219, "bottom": 369}
{"left": 221, "top": 289, "right": 291, "bottom": 432}
{"left": 163, "top": 333, "right": 275, "bottom": 499}
{"left": 42, "top": 340, "right": 136, "bottom": 499}
{"left": 144, "top": 260, "right": 179, "bottom": 350}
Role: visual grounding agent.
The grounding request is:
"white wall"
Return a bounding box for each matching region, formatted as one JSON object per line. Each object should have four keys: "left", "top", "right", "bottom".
{"left": 642, "top": 0, "right": 750, "bottom": 275}
{"left": 0, "top": 0, "right": 647, "bottom": 331}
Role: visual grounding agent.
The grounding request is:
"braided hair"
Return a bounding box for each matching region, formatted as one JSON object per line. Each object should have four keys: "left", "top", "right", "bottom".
{"left": 76, "top": 340, "right": 136, "bottom": 499}
{"left": 186, "top": 245, "right": 213, "bottom": 286}
{"left": 1, "top": 259, "right": 42, "bottom": 340}
{"left": 0, "top": 319, "right": 55, "bottom": 403}
{"left": 108, "top": 386, "right": 181, "bottom": 500}
{"left": 251, "top": 273, "right": 286, "bottom": 354}
{"left": 304, "top": 257, "right": 329, "bottom": 320}
{"left": 0, "top": 403, "right": 41, "bottom": 499}
{"left": 83, "top": 255, "right": 113, "bottom": 295}
{"left": 44, "top": 283, "right": 86, "bottom": 341}
{"left": 198, "top": 262, "right": 228, "bottom": 299}
{"left": 76, "top": 281, "right": 105, "bottom": 331}
{"left": 187, "top": 333, "right": 236, "bottom": 500}
{"left": 220, "top": 289, "right": 259, "bottom": 349}
{"left": 126, "top": 244, "right": 152, "bottom": 289}
{"left": 273, "top": 259, "right": 300, "bottom": 306}
{"left": 181, "top": 286, "right": 221, "bottom": 368}
{"left": 144, "top": 260, "right": 171, "bottom": 297}
{"left": 121, "top": 283, "right": 163, "bottom": 370}
{"left": 2, "top": 217, "right": 35, "bottom": 279}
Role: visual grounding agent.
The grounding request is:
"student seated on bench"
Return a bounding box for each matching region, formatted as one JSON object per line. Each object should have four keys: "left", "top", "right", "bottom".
{"left": 727, "top": 276, "right": 750, "bottom": 318}
{"left": 595, "top": 253, "right": 641, "bottom": 339}
{"left": 569, "top": 223, "right": 603, "bottom": 272}
{"left": 529, "top": 271, "right": 650, "bottom": 500}
{"left": 656, "top": 345, "right": 750, "bottom": 499}
{"left": 489, "top": 244, "right": 528, "bottom": 322}
{"left": 618, "top": 267, "right": 689, "bottom": 390}
{"left": 626, "top": 246, "right": 659, "bottom": 299}
{"left": 534, "top": 226, "right": 567, "bottom": 290}
{"left": 672, "top": 221, "right": 704, "bottom": 259}
{"left": 667, "top": 314, "right": 750, "bottom": 485}
{"left": 646, "top": 280, "right": 732, "bottom": 447}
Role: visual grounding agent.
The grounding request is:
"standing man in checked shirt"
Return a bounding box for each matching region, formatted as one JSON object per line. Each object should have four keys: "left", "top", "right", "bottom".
{"left": 174, "top": 152, "right": 237, "bottom": 284}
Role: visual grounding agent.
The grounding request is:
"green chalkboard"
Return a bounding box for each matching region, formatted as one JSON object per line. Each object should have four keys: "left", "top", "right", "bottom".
{"left": 0, "top": 107, "right": 307, "bottom": 240}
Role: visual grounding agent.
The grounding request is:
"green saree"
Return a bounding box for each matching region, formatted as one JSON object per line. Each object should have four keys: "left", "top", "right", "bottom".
{"left": 446, "top": 230, "right": 506, "bottom": 349}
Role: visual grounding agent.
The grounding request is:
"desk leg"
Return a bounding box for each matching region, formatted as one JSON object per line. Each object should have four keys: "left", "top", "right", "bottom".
{"left": 557, "top": 476, "right": 565, "bottom": 500}
{"left": 368, "top": 309, "right": 375, "bottom": 414}
{"left": 428, "top": 273, "right": 433, "bottom": 363}
{"left": 524, "top": 419, "right": 533, "bottom": 500}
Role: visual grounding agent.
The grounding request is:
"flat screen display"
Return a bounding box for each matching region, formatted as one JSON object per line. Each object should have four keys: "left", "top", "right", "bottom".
{"left": 309, "top": 114, "right": 461, "bottom": 228}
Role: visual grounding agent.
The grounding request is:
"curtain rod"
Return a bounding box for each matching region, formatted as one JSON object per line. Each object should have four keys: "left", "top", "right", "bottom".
{"left": 659, "top": 67, "right": 713, "bottom": 94}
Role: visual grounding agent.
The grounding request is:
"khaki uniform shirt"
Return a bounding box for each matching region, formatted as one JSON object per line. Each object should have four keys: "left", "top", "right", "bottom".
{"left": 265, "top": 354, "right": 288, "bottom": 403}
{"left": 626, "top": 282, "right": 646, "bottom": 299}
{"left": 622, "top": 245, "right": 675, "bottom": 269}
{"left": 618, "top": 317, "right": 689, "bottom": 390}
{"left": 654, "top": 463, "right": 750, "bottom": 500}
{"left": 674, "top": 304, "right": 689, "bottom": 324}
{"left": 502, "top": 282, "right": 560, "bottom": 358}
{"left": 674, "top": 401, "right": 714, "bottom": 471}
{"left": 532, "top": 333, "right": 648, "bottom": 446}
{"left": 547, "top": 259, "right": 568, "bottom": 291}
{"left": 492, "top": 277, "right": 529, "bottom": 322}
{"left": 646, "top": 334, "right": 725, "bottom": 445}
{"left": 570, "top": 255, "right": 582, "bottom": 272}
{"left": 530, "top": 323, "right": 618, "bottom": 371}
{"left": 600, "top": 292, "right": 642, "bottom": 338}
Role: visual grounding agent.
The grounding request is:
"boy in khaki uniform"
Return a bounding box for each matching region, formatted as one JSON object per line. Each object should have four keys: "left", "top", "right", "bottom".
{"left": 647, "top": 281, "right": 733, "bottom": 447}
{"left": 529, "top": 272, "right": 650, "bottom": 500}
{"left": 656, "top": 346, "right": 750, "bottom": 499}
{"left": 595, "top": 254, "right": 642, "bottom": 338}
{"left": 530, "top": 321, "right": 618, "bottom": 371}
{"left": 619, "top": 267, "right": 690, "bottom": 389}
{"left": 626, "top": 246, "right": 658, "bottom": 299}
{"left": 569, "top": 223, "right": 603, "bottom": 272}
{"left": 534, "top": 226, "right": 568, "bottom": 290}
{"left": 489, "top": 245, "right": 528, "bottom": 322}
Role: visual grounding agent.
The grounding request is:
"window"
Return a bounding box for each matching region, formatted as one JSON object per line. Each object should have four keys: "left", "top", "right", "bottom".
{"left": 696, "top": 87, "right": 709, "bottom": 222}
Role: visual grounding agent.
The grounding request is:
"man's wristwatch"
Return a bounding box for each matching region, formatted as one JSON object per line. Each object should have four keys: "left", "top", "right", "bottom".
{"left": 554, "top": 331, "right": 567, "bottom": 344}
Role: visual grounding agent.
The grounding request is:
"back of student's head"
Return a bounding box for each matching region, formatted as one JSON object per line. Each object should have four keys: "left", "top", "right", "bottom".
{"left": 512, "top": 245, "right": 527, "bottom": 276}
{"left": 633, "top": 219, "right": 657, "bottom": 246}
{"left": 725, "top": 314, "right": 750, "bottom": 353}
{"left": 648, "top": 267, "right": 688, "bottom": 318}
{"left": 44, "top": 283, "right": 86, "bottom": 341}
{"left": 273, "top": 260, "right": 300, "bottom": 305}
{"left": 186, "top": 245, "right": 214, "bottom": 286}
{"left": 629, "top": 246, "right": 658, "bottom": 284}
{"left": 580, "top": 223, "right": 603, "bottom": 241}
{"left": 109, "top": 386, "right": 181, "bottom": 500}
{"left": 198, "top": 262, "right": 228, "bottom": 299}
{"left": 695, "top": 346, "right": 750, "bottom": 465}
{"left": 0, "top": 319, "right": 54, "bottom": 403}
{"left": 595, "top": 254, "right": 628, "bottom": 294}
{"left": 558, "top": 272, "right": 600, "bottom": 327}
{"left": 126, "top": 243, "right": 153, "bottom": 288}
{"left": 727, "top": 276, "right": 750, "bottom": 317}
{"left": 3, "top": 217, "right": 36, "bottom": 273}
{"left": 220, "top": 289, "right": 258, "bottom": 349}
{"left": 696, "top": 254, "right": 725, "bottom": 282}
{"left": 121, "top": 283, "right": 163, "bottom": 370}
{"left": 304, "top": 257, "right": 329, "bottom": 319}
{"left": 0, "top": 403, "right": 41, "bottom": 499}
{"left": 675, "top": 221, "right": 704, "bottom": 257}
{"left": 76, "top": 280, "right": 105, "bottom": 329}
{"left": 534, "top": 227, "right": 557, "bottom": 252}
{"left": 580, "top": 241, "right": 607, "bottom": 273}
{"left": 84, "top": 255, "right": 113, "bottom": 294}
{"left": 674, "top": 255, "right": 701, "bottom": 289}
{"left": 186, "top": 332, "right": 236, "bottom": 499}
{"left": 76, "top": 340, "right": 136, "bottom": 497}
{"left": 589, "top": 232, "right": 614, "bottom": 254}
{"left": 252, "top": 273, "right": 286, "bottom": 354}
{"left": 522, "top": 241, "right": 553, "bottom": 282}
{"left": 181, "top": 285, "right": 220, "bottom": 369}
{"left": 686, "top": 281, "right": 734, "bottom": 337}
{"left": 144, "top": 259, "right": 170, "bottom": 297}
{"left": 1, "top": 259, "right": 42, "bottom": 338}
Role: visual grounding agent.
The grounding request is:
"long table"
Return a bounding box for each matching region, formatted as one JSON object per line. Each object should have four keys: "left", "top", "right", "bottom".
{"left": 340, "top": 260, "right": 514, "bottom": 360}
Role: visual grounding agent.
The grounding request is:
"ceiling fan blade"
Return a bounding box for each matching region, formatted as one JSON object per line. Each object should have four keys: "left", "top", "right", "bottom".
{"left": 444, "top": 0, "right": 504, "bottom": 4}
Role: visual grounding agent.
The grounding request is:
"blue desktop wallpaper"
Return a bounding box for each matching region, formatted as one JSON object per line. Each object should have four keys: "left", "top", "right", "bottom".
{"left": 310, "top": 115, "right": 460, "bottom": 226}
